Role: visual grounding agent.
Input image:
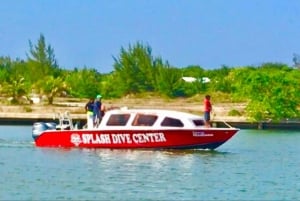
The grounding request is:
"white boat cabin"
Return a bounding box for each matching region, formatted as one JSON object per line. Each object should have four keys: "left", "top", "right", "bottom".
{"left": 97, "top": 108, "right": 205, "bottom": 130}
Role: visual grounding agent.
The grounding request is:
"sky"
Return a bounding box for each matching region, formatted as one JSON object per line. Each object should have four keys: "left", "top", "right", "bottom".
{"left": 1, "top": 0, "right": 300, "bottom": 73}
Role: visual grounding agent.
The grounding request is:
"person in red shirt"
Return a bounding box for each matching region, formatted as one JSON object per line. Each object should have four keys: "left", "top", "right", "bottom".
{"left": 203, "top": 95, "right": 212, "bottom": 127}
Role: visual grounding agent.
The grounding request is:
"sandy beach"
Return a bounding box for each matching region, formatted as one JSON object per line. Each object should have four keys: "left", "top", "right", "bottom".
{"left": 0, "top": 97, "right": 247, "bottom": 122}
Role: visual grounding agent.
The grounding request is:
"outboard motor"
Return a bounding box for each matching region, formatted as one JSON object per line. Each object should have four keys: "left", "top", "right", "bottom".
{"left": 32, "top": 122, "right": 57, "bottom": 140}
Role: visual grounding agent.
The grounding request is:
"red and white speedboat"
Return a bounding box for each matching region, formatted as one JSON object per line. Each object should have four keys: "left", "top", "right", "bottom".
{"left": 32, "top": 108, "right": 239, "bottom": 150}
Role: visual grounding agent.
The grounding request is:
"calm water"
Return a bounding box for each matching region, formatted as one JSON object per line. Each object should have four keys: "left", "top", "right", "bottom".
{"left": 0, "top": 126, "right": 300, "bottom": 201}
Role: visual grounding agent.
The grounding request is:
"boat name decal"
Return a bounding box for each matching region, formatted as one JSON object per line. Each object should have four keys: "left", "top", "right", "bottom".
{"left": 192, "top": 131, "right": 214, "bottom": 137}
{"left": 70, "top": 132, "right": 167, "bottom": 146}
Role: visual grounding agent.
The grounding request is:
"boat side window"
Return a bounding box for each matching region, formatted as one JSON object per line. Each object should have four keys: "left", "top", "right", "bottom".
{"left": 193, "top": 119, "right": 205, "bottom": 126}
{"left": 106, "top": 114, "right": 130, "bottom": 126}
{"left": 132, "top": 114, "right": 158, "bottom": 126}
{"left": 161, "top": 117, "right": 184, "bottom": 127}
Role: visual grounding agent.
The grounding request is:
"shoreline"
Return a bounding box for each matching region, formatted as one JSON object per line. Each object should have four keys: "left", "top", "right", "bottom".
{"left": 0, "top": 99, "right": 299, "bottom": 130}
{"left": 1, "top": 111, "right": 299, "bottom": 130}
{"left": 1, "top": 116, "right": 300, "bottom": 130}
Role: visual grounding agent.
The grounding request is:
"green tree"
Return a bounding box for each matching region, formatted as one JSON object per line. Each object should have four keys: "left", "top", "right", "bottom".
{"left": 2, "top": 76, "right": 29, "bottom": 104}
{"left": 206, "top": 65, "right": 232, "bottom": 93}
{"left": 27, "top": 33, "right": 59, "bottom": 82}
{"left": 100, "top": 72, "right": 123, "bottom": 98}
{"left": 113, "top": 42, "right": 157, "bottom": 95}
{"left": 0, "top": 56, "right": 12, "bottom": 84}
{"left": 243, "top": 67, "right": 300, "bottom": 121}
{"left": 228, "top": 67, "right": 256, "bottom": 98}
{"left": 0, "top": 58, "right": 35, "bottom": 103}
{"left": 35, "top": 75, "right": 67, "bottom": 104}
{"left": 181, "top": 65, "right": 205, "bottom": 77}
{"left": 155, "top": 61, "right": 183, "bottom": 97}
{"left": 65, "top": 67, "right": 102, "bottom": 98}
{"left": 181, "top": 65, "right": 206, "bottom": 95}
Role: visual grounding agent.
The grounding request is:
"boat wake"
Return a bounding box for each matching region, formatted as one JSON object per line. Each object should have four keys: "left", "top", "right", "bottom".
{"left": 0, "top": 138, "right": 33, "bottom": 148}
{"left": 162, "top": 148, "right": 232, "bottom": 156}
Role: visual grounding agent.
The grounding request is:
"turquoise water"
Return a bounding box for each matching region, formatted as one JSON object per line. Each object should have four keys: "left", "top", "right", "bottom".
{"left": 0, "top": 126, "right": 300, "bottom": 200}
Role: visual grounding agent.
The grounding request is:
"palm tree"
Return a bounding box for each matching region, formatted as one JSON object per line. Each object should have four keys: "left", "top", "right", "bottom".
{"left": 4, "top": 76, "right": 28, "bottom": 104}
{"left": 36, "top": 76, "right": 68, "bottom": 104}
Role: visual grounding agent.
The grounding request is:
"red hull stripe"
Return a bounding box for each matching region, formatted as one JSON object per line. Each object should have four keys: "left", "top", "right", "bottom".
{"left": 34, "top": 129, "right": 238, "bottom": 149}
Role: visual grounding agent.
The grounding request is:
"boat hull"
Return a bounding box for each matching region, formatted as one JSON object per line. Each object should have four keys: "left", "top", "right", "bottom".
{"left": 34, "top": 128, "right": 238, "bottom": 150}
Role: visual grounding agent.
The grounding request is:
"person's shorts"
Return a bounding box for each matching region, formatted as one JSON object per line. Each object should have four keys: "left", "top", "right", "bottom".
{"left": 204, "top": 111, "right": 210, "bottom": 121}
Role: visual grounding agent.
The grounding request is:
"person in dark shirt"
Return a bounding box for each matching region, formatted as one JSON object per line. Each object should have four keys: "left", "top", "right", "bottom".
{"left": 93, "top": 94, "right": 102, "bottom": 127}
{"left": 85, "top": 98, "right": 94, "bottom": 129}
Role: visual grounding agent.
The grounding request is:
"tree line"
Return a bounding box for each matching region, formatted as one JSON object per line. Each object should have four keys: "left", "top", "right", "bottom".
{"left": 0, "top": 34, "right": 299, "bottom": 121}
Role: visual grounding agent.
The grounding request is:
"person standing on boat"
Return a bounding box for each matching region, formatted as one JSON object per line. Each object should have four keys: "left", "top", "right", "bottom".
{"left": 203, "top": 95, "right": 212, "bottom": 127}
{"left": 85, "top": 98, "right": 94, "bottom": 129}
{"left": 93, "top": 94, "right": 103, "bottom": 127}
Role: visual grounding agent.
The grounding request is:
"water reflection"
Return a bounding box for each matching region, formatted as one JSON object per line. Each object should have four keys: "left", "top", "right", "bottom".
{"left": 80, "top": 148, "right": 234, "bottom": 172}
{"left": 90, "top": 148, "right": 231, "bottom": 158}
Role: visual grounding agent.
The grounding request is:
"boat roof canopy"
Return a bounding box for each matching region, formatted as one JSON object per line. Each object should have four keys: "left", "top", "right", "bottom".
{"left": 101, "top": 108, "right": 204, "bottom": 128}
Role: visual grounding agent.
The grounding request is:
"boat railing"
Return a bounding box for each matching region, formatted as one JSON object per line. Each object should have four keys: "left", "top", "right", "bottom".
{"left": 212, "top": 120, "right": 235, "bottom": 128}
{"left": 222, "top": 121, "right": 234, "bottom": 128}
{"left": 53, "top": 111, "right": 74, "bottom": 130}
